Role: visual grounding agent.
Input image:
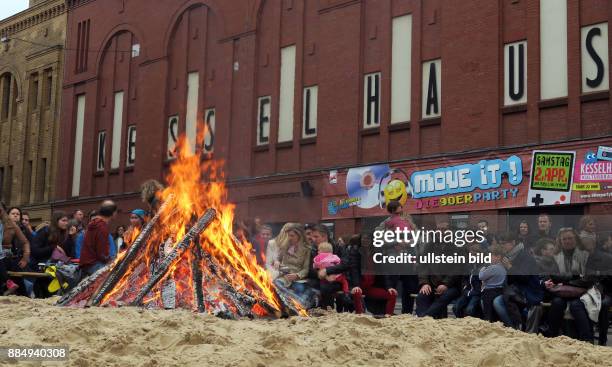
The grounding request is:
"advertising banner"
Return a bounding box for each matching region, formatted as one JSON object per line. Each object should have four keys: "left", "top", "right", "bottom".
{"left": 322, "top": 143, "right": 612, "bottom": 219}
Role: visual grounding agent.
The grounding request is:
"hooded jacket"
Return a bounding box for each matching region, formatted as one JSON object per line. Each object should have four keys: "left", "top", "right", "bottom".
{"left": 79, "top": 218, "right": 111, "bottom": 268}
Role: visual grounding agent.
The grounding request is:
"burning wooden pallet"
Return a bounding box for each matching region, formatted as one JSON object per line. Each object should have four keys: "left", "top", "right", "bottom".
{"left": 58, "top": 203, "right": 306, "bottom": 319}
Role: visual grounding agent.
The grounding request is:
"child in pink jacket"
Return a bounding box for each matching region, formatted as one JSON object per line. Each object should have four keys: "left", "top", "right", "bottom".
{"left": 313, "top": 242, "right": 349, "bottom": 294}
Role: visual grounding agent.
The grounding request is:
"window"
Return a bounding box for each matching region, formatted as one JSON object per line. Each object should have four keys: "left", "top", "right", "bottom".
{"left": 44, "top": 69, "right": 53, "bottom": 107}
{"left": 422, "top": 59, "right": 441, "bottom": 119}
{"left": 257, "top": 96, "right": 271, "bottom": 145}
{"left": 111, "top": 91, "right": 124, "bottom": 169}
{"left": 30, "top": 73, "right": 39, "bottom": 110}
{"left": 97, "top": 131, "right": 106, "bottom": 171}
{"left": 35, "top": 158, "right": 46, "bottom": 202}
{"left": 22, "top": 161, "right": 32, "bottom": 204}
{"left": 278, "top": 45, "right": 296, "bottom": 142}
{"left": 72, "top": 95, "right": 86, "bottom": 197}
{"left": 3, "top": 166, "right": 12, "bottom": 204}
{"left": 131, "top": 43, "right": 141, "bottom": 58}
{"left": 363, "top": 72, "right": 381, "bottom": 128}
{"left": 76, "top": 19, "right": 91, "bottom": 73}
{"left": 302, "top": 86, "right": 318, "bottom": 138}
{"left": 391, "top": 14, "right": 412, "bottom": 124}
{"left": 186, "top": 72, "right": 199, "bottom": 154}
{"left": 540, "top": 0, "right": 567, "bottom": 99}
{"left": 1, "top": 74, "right": 11, "bottom": 120}
{"left": 126, "top": 125, "right": 136, "bottom": 166}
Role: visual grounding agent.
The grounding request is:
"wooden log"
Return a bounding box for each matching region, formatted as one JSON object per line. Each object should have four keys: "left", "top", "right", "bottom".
{"left": 56, "top": 264, "right": 111, "bottom": 306}
{"left": 7, "top": 271, "right": 52, "bottom": 278}
{"left": 191, "top": 245, "right": 205, "bottom": 313}
{"left": 130, "top": 209, "right": 217, "bottom": 306}
{"left": 273, "top": 283, "right": 307, "bottom": 317}
{"left": 88, "top": 196, "right": 172, "bottom": 306}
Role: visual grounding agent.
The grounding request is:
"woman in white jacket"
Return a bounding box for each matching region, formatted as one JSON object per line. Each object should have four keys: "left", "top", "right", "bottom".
{"left": 265, "top": 223, "right": 298, "bottom": 279}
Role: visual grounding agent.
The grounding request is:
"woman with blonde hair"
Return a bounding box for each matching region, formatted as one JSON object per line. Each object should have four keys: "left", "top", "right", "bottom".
{"left": 273, "top": 224, "right": 311, "bottom": 297}
{"left": 265, "top": 223, "right": 295, "bottom": 278}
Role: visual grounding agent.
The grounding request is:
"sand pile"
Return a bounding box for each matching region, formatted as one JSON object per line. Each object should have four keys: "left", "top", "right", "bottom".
{"left": 0, "top": 296, "right": 610, "bottom": 367}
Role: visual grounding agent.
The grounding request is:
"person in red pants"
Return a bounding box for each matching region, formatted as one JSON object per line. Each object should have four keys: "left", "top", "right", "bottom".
{"left": 354, "top": 274, "right": 397, "bottom": 316}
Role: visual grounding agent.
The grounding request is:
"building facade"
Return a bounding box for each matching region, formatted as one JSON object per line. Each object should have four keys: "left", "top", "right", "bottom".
{"left": 56, "top": 0, "right": 612, "bottom": 236}
{"left": 0, "top": 0, "right": 66, "bottom": 223}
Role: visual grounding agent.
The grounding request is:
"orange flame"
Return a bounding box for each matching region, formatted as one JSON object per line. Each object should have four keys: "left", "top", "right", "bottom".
{"left": 99, "top": 128, "right": 304, "bottom": 317}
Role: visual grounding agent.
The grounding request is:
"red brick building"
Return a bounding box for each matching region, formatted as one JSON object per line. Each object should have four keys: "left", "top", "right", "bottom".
{"left": 55, "top": 0, "right": 612, "bottom": 236}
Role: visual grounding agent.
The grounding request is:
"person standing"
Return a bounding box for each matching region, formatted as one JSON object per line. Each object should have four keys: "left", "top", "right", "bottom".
{"left": 123, "top": 209, "right": 146, "bottom": 249}
{"left": 383, "top": 201, "right": 419, "bottom": 315}
{"left": 72, "top": 209, "right": 85, "bottom": 232}
{"left": 79, "top": 201, "right": 117, "bottom": 275}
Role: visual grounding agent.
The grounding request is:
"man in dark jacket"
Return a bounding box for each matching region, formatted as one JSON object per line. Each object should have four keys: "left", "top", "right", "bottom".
{"left": 80, "top": 201, "right": 117, "bottom": 275}
{"left": 415, "top": 217, "right": 462, "bottom": 318}
{"left": 495, "top": 232, "right": 543, "bottom": 330}
{"left": 415, "top": 244, "right": 462, "bottom": 318}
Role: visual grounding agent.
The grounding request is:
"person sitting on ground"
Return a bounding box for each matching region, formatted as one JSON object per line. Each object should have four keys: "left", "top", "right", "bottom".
{"left": 535, "top": 213, "right": 554, "bottom": 243}
{"left": 453, "top": 241, "right": 483, "bottom": 318}
{"left": 31, "top": 211, "right": 75, "bottom": 264}
{"left": 582, "top": 232, "right": 612, "bottom": 346}
{"left": 311, "top": 224, "right": 353, "bottom": 310}
{"left": 21, "top": 211, "right": 35, "bottom": 239}
{"left": 273, "top": 224, "right": 312, "bottom": 303}
{"left": 533, "top": 238, "right": 560, "bottom": 276}
{"left": 543, "top": 228, "right": 593, "bottom": 342}
{"left": 479, "top": 244, "right": 507, "bottom": 322}
{"left": 313, "top": 241, "right": 351, "bottom": 308}
{"left": 384, "top": 201, "right": 419, "bottom": 315}
{"left": 79, "top": 201, "right": 118, "bottom": 275}
{"left": 477, "top": 219, "right": 496, "bottom": 251}
{"left": 517, "top": 219, "right": 537, "bottom": 254}
{"left": 8, "top": 207, "right": 34, "bottom": 245}
{"left": 493, "top": 232, "right": 543, "bottom": 331}
{"left": 578, "top": 215, "right": 598, "bottom": 252}
{"left": 266, "top": 223, "right": 295, "bottom": 279}
{"left": 602, "top": 233, "right": 612, "bottom": 254}
{"left": 252, "top": 224, "right": 272, "bottom": 266}
{"left": 334, "top": 234, "right": 363, "bottom": 313}
{"left": 416, "top": 216, "right": 462, "bottom": 319}
{"left": 354, "top": 232, "right": 397, "bottom": 316}
{"left": 0, "top": 202, "right": 31, "bottom": 296}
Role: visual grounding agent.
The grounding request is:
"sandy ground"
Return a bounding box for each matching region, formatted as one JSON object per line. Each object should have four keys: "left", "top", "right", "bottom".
{"left": 0, "top": 297, "right": 611, "bottom": 367}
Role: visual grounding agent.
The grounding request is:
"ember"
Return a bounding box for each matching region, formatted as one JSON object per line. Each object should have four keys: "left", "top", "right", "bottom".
{"left": 57, "top": 134, "right": 307, "bottom": 319}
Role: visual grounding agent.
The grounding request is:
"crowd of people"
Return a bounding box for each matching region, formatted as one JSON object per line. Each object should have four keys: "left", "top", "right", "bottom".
{"left": 0, "top": 191, "right": 610, "bottom": 346}
{"left": 246, "top": 204, "right": 612, "bottom": 346}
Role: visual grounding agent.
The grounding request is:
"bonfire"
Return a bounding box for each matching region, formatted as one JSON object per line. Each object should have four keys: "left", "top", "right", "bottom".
{"left": 57, "top": 133, "right": 306, "bottom": 319}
